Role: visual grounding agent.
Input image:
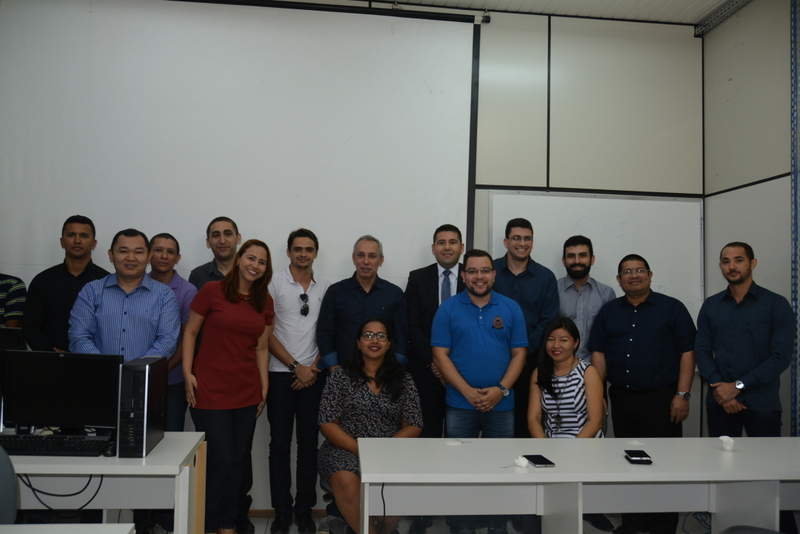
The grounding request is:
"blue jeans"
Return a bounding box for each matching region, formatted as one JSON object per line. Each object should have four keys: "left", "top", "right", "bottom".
{"left": 445, "top": 406, "right": 513, "bottom": 531}
{"left": 267, "top": 371, "right": 325, "bottom": 515}
{"left": 707, "top": 402, "right": 782, "bottom": 437}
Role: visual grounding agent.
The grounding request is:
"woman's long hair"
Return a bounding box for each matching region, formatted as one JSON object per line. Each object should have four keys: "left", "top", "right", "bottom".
{"left": 536, "top": 317, "right": 581, "bottom": 398}
{"left": 222, "top": 239, "right": 273, "bottom": 313}
{"left": 343, "top": 317, "right": 406, "bottom": 402}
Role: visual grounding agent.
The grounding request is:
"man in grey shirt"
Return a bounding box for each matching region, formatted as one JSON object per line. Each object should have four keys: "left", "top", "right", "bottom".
{"left": 556, "top": 235, "right": 616, "bottom": 363}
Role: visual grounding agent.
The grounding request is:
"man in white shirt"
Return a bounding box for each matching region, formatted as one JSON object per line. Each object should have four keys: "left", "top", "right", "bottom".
{"left": 267, "top": 229, "right": 331, "bottom": 534}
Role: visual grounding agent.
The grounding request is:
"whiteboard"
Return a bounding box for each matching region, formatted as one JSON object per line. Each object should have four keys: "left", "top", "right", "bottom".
{"left": 489, "top": 191, "right": 704, "bottom": 320}
{"left": 0, "top": 0, "right": 474, "bottom": 289}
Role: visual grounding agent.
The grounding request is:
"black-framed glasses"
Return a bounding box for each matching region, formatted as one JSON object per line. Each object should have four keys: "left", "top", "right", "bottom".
{"left": 361, "top": 331, "right": 388, "bottom": 342}
{"left": 300, "top": 293, "right": 309, "bottom": 316}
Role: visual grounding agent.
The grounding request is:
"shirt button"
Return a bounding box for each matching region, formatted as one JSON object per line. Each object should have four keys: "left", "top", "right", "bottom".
{"left": 629, "top": 338, "right": 633, "bottom": 341}
{"left": 122, "top": 329, "right": 126, "bottom": 332}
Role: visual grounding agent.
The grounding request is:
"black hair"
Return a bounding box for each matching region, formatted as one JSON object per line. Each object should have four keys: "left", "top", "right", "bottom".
{"left": 62, "top": 215, "right": 97, "bottom": 239}
{"left": 617, "top": 254, "right": 650, "bottom": 275}
{"left": 206, "top": 216, "right": 239, "bottom": 238}
{"left": 110, "top": 228, "right": 150, "bottom": 253}
{"left": 151, "top": 232, "right": 180, "bottom": 254}
{"left": 536, "top": 317, "right": 581, "bottom": 398}
{"left": 504, "top": 218, "right": 533, "bottom": 239}
{"left": 721, "top": 242, "right": 755, "bottom": 261}
{"left": 343, "top": 317, "right": 406, "bottom": 402}
{"left": 433, "top": 224, "right": 462, "bottom": 244}
{"left": 287, "top": 228, "right": 319, "bottom": 251}
{"left": 562, "top": 235, "right": 593, "bottom": 258}
{"left": 462, "top": 248, "right": 493, "bottom": 265}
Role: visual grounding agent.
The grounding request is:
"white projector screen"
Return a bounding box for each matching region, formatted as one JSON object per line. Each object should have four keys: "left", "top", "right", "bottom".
{"left": 0, "top": 0, "right": 475, "bottom": 288}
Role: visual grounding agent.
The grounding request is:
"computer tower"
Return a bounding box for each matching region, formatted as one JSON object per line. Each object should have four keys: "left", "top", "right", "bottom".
{"left": 117, "top": 356, "right": 167, "bottom": 458}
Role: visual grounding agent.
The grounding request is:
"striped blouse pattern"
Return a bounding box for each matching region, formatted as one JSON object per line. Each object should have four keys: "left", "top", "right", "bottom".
{"left": 542, "top": 360, "right": 593, "bottom": 439}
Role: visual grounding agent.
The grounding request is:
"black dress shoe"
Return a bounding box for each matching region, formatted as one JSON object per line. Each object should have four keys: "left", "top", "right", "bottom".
{"left": 236, "top": 515, "right": 256, "bottom": 534}
{"left": 409, "top": 517, "right": 433, "bottom": 534}
{"left": 296, "top": 511, "right": 317, "bottom": 534}
{"left": 584, "top": 513, "right": 615, "bottom": 532}
{"left": 271, "top": 513, "right": 293, "bottom": 534}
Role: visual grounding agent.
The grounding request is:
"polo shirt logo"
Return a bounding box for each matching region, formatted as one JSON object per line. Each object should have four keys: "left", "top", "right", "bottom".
{"left": 493, "top": 316, "right": 503, "bottom": 329}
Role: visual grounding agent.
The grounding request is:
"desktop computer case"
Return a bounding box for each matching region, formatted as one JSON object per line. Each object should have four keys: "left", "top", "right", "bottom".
{"left": 118, "top": 356, "right": 167, "bottom": 458}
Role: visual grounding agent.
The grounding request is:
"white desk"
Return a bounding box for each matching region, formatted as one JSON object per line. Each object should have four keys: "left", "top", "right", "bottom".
{"left": 1, "top": 524, "right": 135, "bottom": 533}
{"left": 359, "top": 437, "right": 800, "bottom": 534}
{"left": 10, "top": 432, "right": 206, "bottom": 534}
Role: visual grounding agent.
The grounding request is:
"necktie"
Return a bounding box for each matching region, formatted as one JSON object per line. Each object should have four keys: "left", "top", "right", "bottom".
{"left": 441, "top": 270, "right": 452, "bottom": 303}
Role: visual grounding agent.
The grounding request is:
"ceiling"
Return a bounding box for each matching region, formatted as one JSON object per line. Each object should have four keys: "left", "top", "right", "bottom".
{"left": 376, "top": 0, "right": 736, "bottom": 25}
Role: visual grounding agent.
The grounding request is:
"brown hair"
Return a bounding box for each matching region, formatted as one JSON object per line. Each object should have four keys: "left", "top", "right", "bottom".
{"left": 222, "top": 239, "right": 273, "bottom": 313}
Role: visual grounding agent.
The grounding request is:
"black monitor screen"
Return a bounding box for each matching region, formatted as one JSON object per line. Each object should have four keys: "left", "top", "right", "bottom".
{"left": 3, "top": 350, "right": 122, "bottom": 430}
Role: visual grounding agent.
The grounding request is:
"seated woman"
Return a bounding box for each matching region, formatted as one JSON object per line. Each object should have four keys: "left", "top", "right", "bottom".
{"left": 318, "top": 317, "right": 423, "bottom": 534}
{"left": 528, "top": 316, "right": 603, "bottom": 439}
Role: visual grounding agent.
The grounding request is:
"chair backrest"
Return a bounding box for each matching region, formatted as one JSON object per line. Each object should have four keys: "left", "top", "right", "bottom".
{"left": 0, "top": 445, "right": 17, "bottom": 524}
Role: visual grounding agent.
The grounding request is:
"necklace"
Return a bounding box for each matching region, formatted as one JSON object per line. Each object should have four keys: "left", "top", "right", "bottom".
{"left": 551, "top": 357, "right": 579, "bottom": 433}
{"left": 237, "top": 292, "right": 250, "bottom": 301}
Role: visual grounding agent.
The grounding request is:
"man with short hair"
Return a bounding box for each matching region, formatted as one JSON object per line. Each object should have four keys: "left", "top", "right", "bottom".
{"left": 148, "top": 233, "right": 198, "bottom": 431}
{"left": 0, "top": 273, "right": 26, "bottom": 327}
{"left": 404, "top": 224, "right": 465, "bottom": 534}
{"left": 69, "top": 228, "right": 180, "bottom": 361}
{"left": 492, "top": 218, "right": 558, "bottom": 438}
{"left": 432, "top": 249, "right": 527, "bottom": 534}
{"left": 189, "top": 216, "right": 242, "bottom": 289}
{"left": 316, "top": 235, "right": 407, "bottom": 369}
{"left": 695, "top": 242, "right": 793, "bottom": 437}
{"left": 589, "top": 254, "right": 696, "bottom": 534}
{"left": 24, "top": 215, "right": 109, "bottom": 351}
{"left": 267, "top": 229, "right": 330, "bottom": 534}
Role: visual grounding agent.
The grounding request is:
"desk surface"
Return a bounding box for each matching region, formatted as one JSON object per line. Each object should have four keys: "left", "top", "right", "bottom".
{"left": 10, "top": 432, "right": 204, "bottom": 476}
{"left": 1, "top": 524, "right": 135, "bottom": 534}
{"left": 359, "top": 437, "right": 800, "bottom": 484}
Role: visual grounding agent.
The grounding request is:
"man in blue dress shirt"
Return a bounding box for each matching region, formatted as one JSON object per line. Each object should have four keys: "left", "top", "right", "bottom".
{"left": 695, "top": 242, "right": 793, "bottom": 437}
{"left": 69, "top": 228, "right": 180, "bottom": 361}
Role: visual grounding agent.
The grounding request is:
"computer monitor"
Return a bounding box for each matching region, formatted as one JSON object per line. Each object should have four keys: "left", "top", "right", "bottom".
{"left": 2, "top": 350, "right": 123, "bottom": 434}
{"left": 0, "top": 327, "right": 27, "bottom": 397}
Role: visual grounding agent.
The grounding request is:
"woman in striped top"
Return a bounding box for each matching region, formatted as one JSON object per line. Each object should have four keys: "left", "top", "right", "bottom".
{"left": 528, "top": 317, "right": 603, "bottom": 439}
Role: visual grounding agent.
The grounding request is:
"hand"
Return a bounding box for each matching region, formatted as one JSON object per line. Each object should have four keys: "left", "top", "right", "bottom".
{"left": 429, "top": 362, "right": 446, "bottom": 387}
{"left": 256, "top": 389, "right": 268, "bottom": 417}
{"left": 54, "top": 347, "right": 66, "bottom": 353}
{"left": 711, "top": 382, "right": 740, "bottom": 404}
{"left": 670, "top": 395, "right": 689, "bottom": 423}
{"left": 291, "top": 375, "right": 317, "bottom": 391}
{"left": 603, "top": 398, "right": 608, "bottom": 416}
{"left": 294, "top": 363, "right": 319, "bottom": 384}
{"left": 473, "top": 387, "right": 504, "bottom": 413}
{"left": 185, "top": 374, "right": 198, "bottom": 407}
{"left": 721, "top": 399, "right": 747, "bottom": 414}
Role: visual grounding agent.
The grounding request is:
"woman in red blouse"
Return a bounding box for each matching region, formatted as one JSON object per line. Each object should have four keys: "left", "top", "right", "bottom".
{"left": 183, "top": 239, "right": 274, "bottom": 534}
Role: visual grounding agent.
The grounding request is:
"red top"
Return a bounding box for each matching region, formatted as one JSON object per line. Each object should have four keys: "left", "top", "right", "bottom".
{"left": 190, "top": 281, "right": 275, "bottom": 410}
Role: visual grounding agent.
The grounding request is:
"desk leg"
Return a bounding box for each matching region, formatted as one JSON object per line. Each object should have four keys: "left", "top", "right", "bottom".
{"left": 542, "top": 483, "right": 582, "bottom": 534}
{"left": 175, "top": 440, "right": 207, "bottom": 534}
{"left": 711, "top": 480, "right": 779, "bottom": 534}
{"left": 361, "top": 482, "right": 370, "bottom": 534}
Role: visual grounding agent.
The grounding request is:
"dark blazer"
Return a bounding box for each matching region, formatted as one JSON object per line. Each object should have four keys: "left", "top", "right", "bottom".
{"left": 405, "top": 263, "right": 465, "bottom": 382}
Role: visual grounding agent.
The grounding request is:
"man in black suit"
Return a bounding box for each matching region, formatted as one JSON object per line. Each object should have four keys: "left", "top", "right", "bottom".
{"left": 405, "top": 224, "right": 465, "bottom": 534}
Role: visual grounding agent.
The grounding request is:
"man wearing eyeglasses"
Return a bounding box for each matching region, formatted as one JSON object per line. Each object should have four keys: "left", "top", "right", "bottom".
{"left": 432, "top": 249, "right": 527, "bottom": 534}
{"left": 492, "top": 218, "right": 559, "bottom": 439}
{"left": 266, "top": 228, "right": 331, "bottom": 534}
{"left": 588, "top": 254, "right": 696, "bottom": 534}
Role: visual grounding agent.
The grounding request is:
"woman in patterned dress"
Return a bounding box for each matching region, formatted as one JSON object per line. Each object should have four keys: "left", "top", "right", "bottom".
{"left": 528, "top": 317, "right": 603, "bottom": 439}
{"left": 318, "top": 317, "right": 423, "bottom": 534}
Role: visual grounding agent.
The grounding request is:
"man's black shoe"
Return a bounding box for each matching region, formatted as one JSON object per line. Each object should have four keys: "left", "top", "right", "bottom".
{"left": 408, "top": 517, "right": 433, "bottom": 534}
{"left": 296, "top": 511, "right": 317, "bottom": 534}
{"left": 271, "top": 513, "right": 293, "bottom": 534}
{"left": 236, "top": 515, "right": 255, "bottom": 534}
{"left": 584, "top": 513, "right": 615, "bottom": 532}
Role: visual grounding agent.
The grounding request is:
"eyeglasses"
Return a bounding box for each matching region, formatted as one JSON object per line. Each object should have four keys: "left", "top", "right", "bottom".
{"left": 361, "top": 331, "right": 388, "bottom": 342}
{"left": 619, "top": 268, "right": 649, "bottom": 277}
{"left": 464, "top": 268, "right": 494, "bottom": 275}
{"left": 508, "top": 235, "right": 533, "bottom": 242}
{"left": 300, "top": 293, "right": 309, "bottom": 316}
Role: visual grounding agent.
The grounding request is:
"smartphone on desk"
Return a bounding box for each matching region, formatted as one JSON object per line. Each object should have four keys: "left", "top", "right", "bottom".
{"left": 523, "top": 454, "right": 555, "bottom": 467}
{"left": 624, "top": 449, "right": 652, "bottom": 465}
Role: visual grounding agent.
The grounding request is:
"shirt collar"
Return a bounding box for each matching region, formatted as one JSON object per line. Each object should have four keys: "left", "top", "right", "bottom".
{"left": 283, "top": 267, "right": 317, "bottom": 286}
{"left": 106, "top": 272, "right": 151, "bottom": 291}
{"left": 496, "top": 254, "right": 537, "bottom": 276}
{"left": 562, "top": 275, "right": 597, "bottom": 292}
{"left": 457, "top": 288, "right": 497, "bottom": 307}
{"left": 348, "top": 272, "right": 385, "bottom": 290}
{"left": 720, "top": 281, "right": 761, "bottom": 302}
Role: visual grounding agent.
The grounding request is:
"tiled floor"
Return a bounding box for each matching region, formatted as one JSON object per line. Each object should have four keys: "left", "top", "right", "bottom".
{"left": 251, "top": 513, "right": 715, "bottom": 534}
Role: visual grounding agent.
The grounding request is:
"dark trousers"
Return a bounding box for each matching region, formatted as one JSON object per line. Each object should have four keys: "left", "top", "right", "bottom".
{"left": 411, "top": 369, "right": 447, "bottom": 438}
{"left": 609, "top": 385, "right": 680, "bottom": 534}
{"left": 191, "top": 404, "right": 258, "bottom": 533}
{"left": 166, "top": 382, "right": 188, "bottom": 432}
{"left": 267, "top": 372, "right": 325, "bottom": 515}
{"left": 512, "top": 354, "right": 536, "bottom": 438}
{"left": 237, "top": 424, "right": 256, "bottom": 522}
{"left": 706, "top": 402, "right": 782, "bottom": 438}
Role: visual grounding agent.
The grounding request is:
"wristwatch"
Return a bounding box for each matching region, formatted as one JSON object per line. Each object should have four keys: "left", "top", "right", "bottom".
{"left": 675, "top": 391, "right": 691, "bottom": 400}
{"left": 287, "top": 361, "right": 300, "bottom": 373}
{"left": 498, "top": 384, "right": 510, "bottom": 397}
{"left": 735, "top": 380, "right": 745, "bottom": 390}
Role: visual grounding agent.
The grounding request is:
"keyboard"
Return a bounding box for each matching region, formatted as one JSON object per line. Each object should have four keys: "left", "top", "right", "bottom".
{"left": 0, "top": 434, "right": 112, "bottom": 457}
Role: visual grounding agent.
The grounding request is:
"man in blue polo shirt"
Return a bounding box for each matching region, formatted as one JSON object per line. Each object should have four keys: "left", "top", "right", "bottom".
{"left": 589, "top": 254, "right": 696, "bottom": 534}
{"left": 432, "top": 249, "right": 527, "bottom": 534}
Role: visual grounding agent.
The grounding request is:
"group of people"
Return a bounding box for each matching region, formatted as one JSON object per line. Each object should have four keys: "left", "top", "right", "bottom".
{"left": 0, "top": 214, "right": 795, "bottom": 534}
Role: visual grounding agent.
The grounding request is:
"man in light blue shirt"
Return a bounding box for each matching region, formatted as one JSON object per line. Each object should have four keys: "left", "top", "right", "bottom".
{"left": 69, "top": 228, "right": 180, "bottom": 362}
{"left": 556, "top": 235, "right": 616, "bottom": 363}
